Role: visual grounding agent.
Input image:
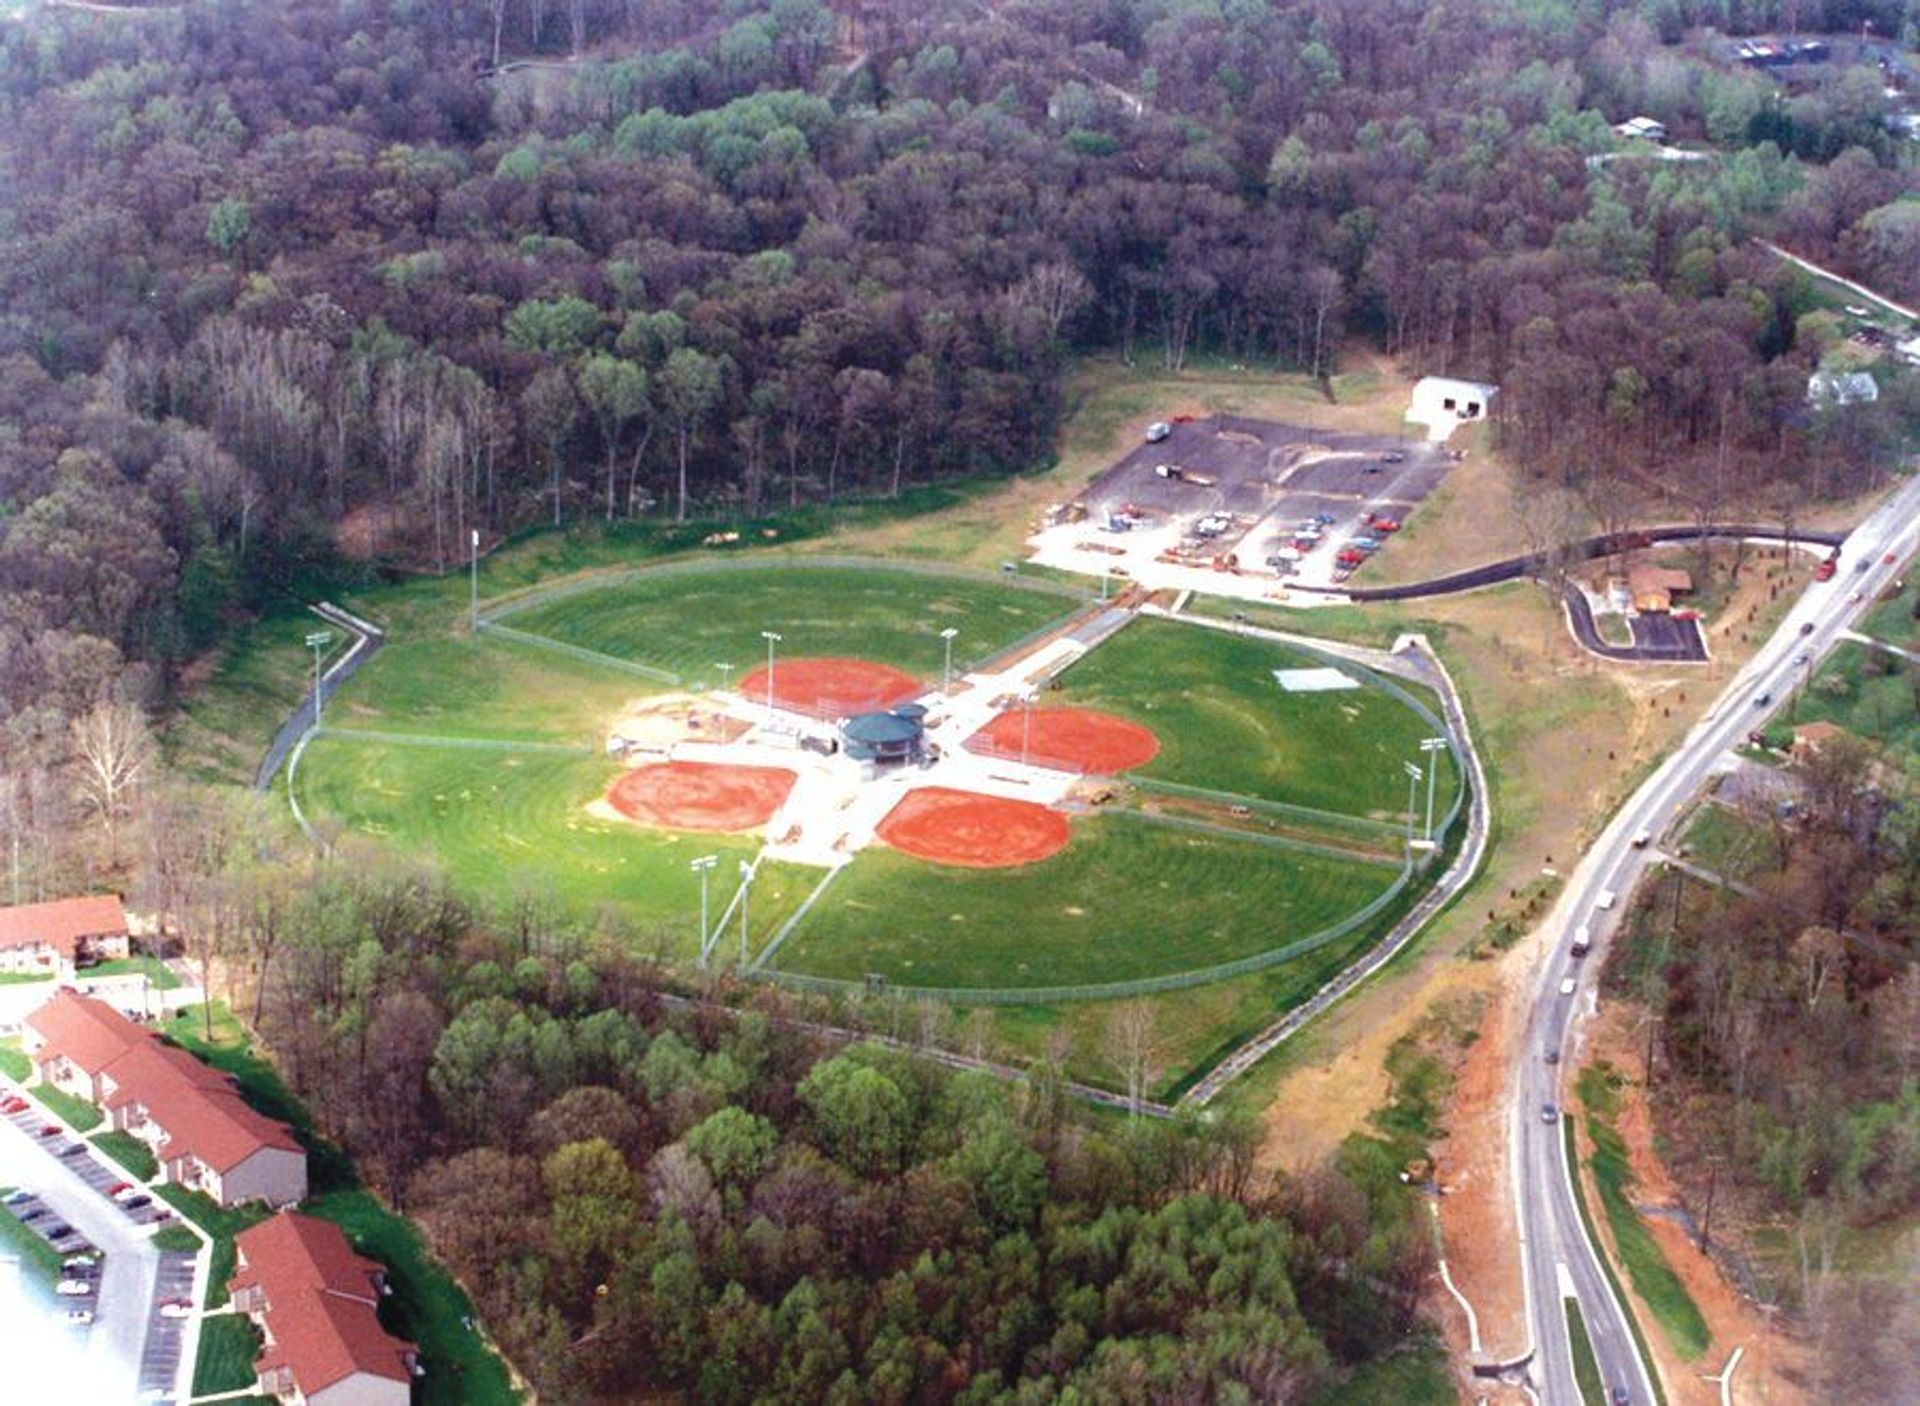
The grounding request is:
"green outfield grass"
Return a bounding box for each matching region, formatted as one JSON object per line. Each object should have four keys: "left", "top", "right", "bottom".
{"left": 331, "top": 634, "right": 650, "bottom": 742}
{"left": 496, "top": 562, "right": 1080, "bottom": 686}
{"left": 295, "top": 737, "right": 812, "bottom": 954}
{"left": 775, "top": 815, "right": 1401, "bottom": 990}
{"left": 1056, "top": 617, "right": 1459, "bottom": 820}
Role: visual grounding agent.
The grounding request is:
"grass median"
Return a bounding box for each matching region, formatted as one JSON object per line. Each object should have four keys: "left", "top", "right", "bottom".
{"left": 1565, "top": 1298, "right": 1606, "bottom": 1406}
{"left": 1577, "top": 1065, "right": 1711, "bottom": 1362}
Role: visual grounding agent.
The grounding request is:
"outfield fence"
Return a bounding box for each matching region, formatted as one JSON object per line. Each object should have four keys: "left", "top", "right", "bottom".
{"left": 476, "top": 621, "right": 683, "bottom": 684}
{"left": 1110, "top": 806, "right": 1409, "bottom": 868}
{"left": 313, "top": 727, "right": 594, "bottom": 755}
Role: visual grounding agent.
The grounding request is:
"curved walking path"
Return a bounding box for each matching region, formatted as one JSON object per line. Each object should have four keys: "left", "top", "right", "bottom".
{"left": 252, "top": 602, "right": 385, "bottom": 790}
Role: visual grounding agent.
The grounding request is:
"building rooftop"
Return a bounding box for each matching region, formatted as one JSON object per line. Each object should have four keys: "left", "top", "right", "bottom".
{"left": 235, "top": 1213, "right": 413, "bottom": 1396}
{"left": 0, "top": 895, "right": 127, "bottom": 957}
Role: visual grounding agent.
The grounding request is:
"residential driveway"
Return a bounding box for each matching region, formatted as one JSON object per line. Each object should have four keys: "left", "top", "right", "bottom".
{"left": 0, "top": 1094, "right": 169, "bottom": 1403}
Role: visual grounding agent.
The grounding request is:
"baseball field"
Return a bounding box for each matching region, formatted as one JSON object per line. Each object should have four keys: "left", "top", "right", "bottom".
{"left": 290, "top": 557, "right": 1463, "bottom": 997}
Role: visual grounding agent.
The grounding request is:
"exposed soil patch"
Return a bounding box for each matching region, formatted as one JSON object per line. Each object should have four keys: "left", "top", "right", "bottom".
{"left": 606, "top": 760, "right": 797, "bottom": 832}
{"left": 876, "top": 786, "right": 1070, "bottom": 868}
{"left": 966, "top": 706, "right": 1160, "bottom": 774}
{"left": 1432, "top": 977, "right": 1531, "bottom": 1363}
{"left": 1576, "top": 1009, "right": 1813, "bottom": 1405}
{"left": 739, "top": 657, "right": 923, "bottom": 719}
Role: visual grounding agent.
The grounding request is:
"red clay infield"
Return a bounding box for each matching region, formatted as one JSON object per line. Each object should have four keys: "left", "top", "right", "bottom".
{"left": 738, "top": 657, "right": 923, "bottom": 719}
{"left": 967, "top": 706, "right": 1160, "bottom": 774}
{"left": 607, "top": 760, "right": 796, "bottom": 832}
{"left": 876, "top": 786, "right": 1070, "bottom": 868}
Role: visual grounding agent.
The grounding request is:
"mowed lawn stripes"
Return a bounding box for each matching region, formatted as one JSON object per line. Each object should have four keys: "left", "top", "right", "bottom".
{"left": 295, "top": 737, "right": 813, "bottom": 952}
{"left": 1058, "top": 617, "right": 1460, "bottom": 820}
{"left": 499, "top": 564, "right": 1077, "bottom": 685}
{"left": 776, "top": 814, "right": 1400, "bottom": 990}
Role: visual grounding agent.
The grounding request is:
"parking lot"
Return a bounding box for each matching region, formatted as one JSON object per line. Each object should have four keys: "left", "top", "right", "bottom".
{"left": 0, "top": 1084, "right": 196, "bottom": 1405}
{"left": 1026, "top": 413, "right": 1458, "bottom": 601}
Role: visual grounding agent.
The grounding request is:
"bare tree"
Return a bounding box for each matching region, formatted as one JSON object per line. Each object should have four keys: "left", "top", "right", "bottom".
{"left": 70, "top": 702, "right": 154, "bottom": 864}
{"left": 1106, "top": 999, "right": 1162, "bottom": 1117}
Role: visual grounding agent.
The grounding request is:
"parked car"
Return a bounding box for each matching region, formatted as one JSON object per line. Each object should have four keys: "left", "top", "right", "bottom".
{"left": 1381, "top": 450, "right": 1406, "bottom": 463}
{"left": 64, "top": 1308, "right": 93, "bottom": 1326}
{"left": 19, "top": 1206, "right": 50, "bottom": 1221}
{"left": 62, "top": 1255, "right": 99, "bottom": 1272}
{"left": 2, "top": 1189, "right": 32, "bottom": 1205}
{"left": 158, "top": 1299, "right": 193, "bottom": 1320}
{"left": 1, "top": 1096, "right": 28, "bottom": 1113}
{"left": 56, "top": 1141, "right": 88, "bottom": 1158}
{"left": 36, "top": 1124, "right": 61, "bottom": 1138}
{"left": 120, "top": 1194, "right": 152, "bottom": 1210}
{"left": 1144, "top": 421, "right": 1171, "bottom": 443}
{"left": 111, "top": 1185, "right": 143, "bottom": 1203}
{"left": 105, "top": 1182, "right": 130, "bottom": 1198}
{"left": 1310, "top": 512, "right": 1335, "bottom": 525}
{"left": 43, "top": 1222, "right": 74, "bottom": 1240}
{"left": 56, "top": 1279, "right": 94, "bottom": 1297}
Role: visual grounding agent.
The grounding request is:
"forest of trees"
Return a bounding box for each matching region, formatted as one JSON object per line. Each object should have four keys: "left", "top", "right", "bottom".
{"left": 127, "top": 810, "right": 1438, "bottom": 1402}
{"left": 1606, "top": 736, "right": 1918, "bottom": 1398}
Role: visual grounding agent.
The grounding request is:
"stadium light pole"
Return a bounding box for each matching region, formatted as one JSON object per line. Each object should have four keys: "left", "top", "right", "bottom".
{"left": 738, "top": 857, "right": 753, "bottom": 967}
{"left": 1402, "top": 761, "right": 1422, "bottom": 855}
{"left": 716, "top": 661, "right": 734, "bottom": 692}
{"left": 940, "top": 627, "right": 959, "bottom": 694}
{"left": 305, "top": 630, "right": 334, "bottom": 730}
{"left": 760, "top": 631, "right": 782, "bottom": 715}
{"left": 691, "top": 854, "right": 718, "bottom": 966}
{"left": 1419, "top": 736, "right": 1447, "bottom": 842}
{"left": 469, "top": 527, "right": 480, "bottom": 634}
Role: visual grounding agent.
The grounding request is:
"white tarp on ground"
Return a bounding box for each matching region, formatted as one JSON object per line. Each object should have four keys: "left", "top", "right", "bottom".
{"left": 1273, "top": 667, "right": 1359, "bottom": 693}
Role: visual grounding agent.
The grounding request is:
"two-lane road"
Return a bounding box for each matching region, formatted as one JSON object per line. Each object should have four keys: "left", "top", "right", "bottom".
{"left": 1516, "top": 470, "right": 1920, "bottom": 1404}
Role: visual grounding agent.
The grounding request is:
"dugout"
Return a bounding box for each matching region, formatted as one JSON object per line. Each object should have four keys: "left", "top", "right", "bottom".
{"left": 841, "top": 706, "right": 927, "bottom": 765}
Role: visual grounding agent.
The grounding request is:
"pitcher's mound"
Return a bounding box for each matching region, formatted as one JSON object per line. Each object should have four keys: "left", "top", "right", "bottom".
{"left": 607, "top": 761, "right": 796, "bottom": 833}
{"left": 967, "top": 707, "right": 1159, "bottom": 774}
{"left": 877, "top": 787, "right": 1069, "bottom": 868}
{"left": 739, "top": 657, "right": 922, "bottom": 718}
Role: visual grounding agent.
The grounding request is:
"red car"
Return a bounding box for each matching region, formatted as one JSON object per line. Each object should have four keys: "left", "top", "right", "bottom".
{"left": 1, "top": 1096, "right": 27, "bottom": 1113}
{"left": 1336, "top": 549, "right": 1366, "bottom": 566}
{"left": 1815, "top": 558, "right": 1837, "bottom": 581}
{"left": 38, "top": 1124, "right": 61, "bottom": 1138}
{"left": 105, "top": 1181, "right": 131, "bottom": 1198}
{"left": 1372, "top": 518, "right": 1401, "bottom": 533}
{"left": 1884, "top": 552, "right": 1898, "bottom": 565}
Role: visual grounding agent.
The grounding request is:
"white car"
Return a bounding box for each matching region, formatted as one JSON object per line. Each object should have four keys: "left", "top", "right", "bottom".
{"left": 56, "top": 1280, "right": 93, "bottom": 1297}
{"left": 65, "top": 1307, "right": 94, "bottom": 1325}
{"left": 158, "top": 1299, "right": 193, "bottom": 1320}
{"left": 1144, "top": 421, "right": 1171, "bottom": 443}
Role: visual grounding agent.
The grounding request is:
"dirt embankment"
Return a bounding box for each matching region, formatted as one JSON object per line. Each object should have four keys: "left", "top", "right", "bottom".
{"left": 1575, "top": 1008, "right": 1812, "bottom": 1406}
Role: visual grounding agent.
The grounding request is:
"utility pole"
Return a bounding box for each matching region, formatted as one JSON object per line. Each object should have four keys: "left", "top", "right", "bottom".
{"left": 469, "top": 528, "right": 480, "bottom": 634}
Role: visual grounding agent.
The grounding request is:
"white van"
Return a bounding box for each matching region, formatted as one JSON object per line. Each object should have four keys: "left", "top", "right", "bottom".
{"left": 1559, "top": 978, "right": 1577, "bottom": 997}
{"left": 1570, "top": 924, "right": 1592, "bottom": 956}
{"left": 1595, "top": 889, "right": 1617, "bottom": 911}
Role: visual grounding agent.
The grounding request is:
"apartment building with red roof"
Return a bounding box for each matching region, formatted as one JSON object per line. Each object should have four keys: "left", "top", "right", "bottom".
{"left": 0, "top": 894, "right": 130, "bottom": 977}
{"left": 22, "top": 989, "right": 307, "bottom": 1208}
{"left": 231, "top": 1211, "right": 417, "bottom": 1406}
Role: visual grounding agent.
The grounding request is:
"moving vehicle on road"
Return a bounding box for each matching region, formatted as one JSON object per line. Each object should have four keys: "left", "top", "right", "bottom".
{"left": 1559, "top": 978, "right": 1577, "bottom": 996}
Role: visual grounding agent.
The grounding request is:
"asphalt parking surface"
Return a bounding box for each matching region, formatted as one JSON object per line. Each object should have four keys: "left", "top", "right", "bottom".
{"left": 1563, "top": 586, "right": 1709, "bottom": 662}
{"left": 1075, "top": 414, "right": 1455, "bottom": 588}
{"left": 138, "top": 1248, "right": 198, "bottom": 1403}
{"left": 0, "top": 1088, "right": 189, "bottom": 1403}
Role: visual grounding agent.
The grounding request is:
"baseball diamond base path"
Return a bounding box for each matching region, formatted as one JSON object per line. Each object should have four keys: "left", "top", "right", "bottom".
{"left": 608, "top": 760, "right": 797, "bottom": 832}
{"left": 876, "top": 786, "right": 1071, "bottom": 867}
{"left": 966, "top": 706, "right": 1160, "bottom": 774}
{"left": 739, "top": 657, "right": 922, "bottom": 718}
